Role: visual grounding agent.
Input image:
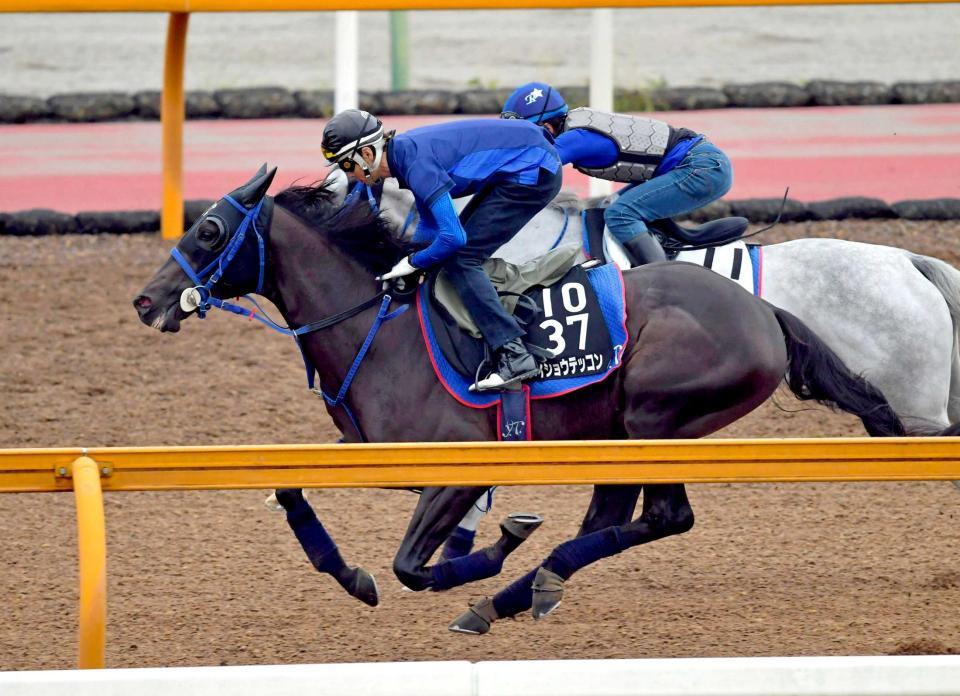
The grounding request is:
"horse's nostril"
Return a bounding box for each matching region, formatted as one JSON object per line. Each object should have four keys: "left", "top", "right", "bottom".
{"left": 133, "top": 295, "right": 153, "bottom": 310}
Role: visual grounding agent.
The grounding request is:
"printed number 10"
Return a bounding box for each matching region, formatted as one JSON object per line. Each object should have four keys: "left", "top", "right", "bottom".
{"left": 541, "top": 282, "right": 589, "bottom": 355}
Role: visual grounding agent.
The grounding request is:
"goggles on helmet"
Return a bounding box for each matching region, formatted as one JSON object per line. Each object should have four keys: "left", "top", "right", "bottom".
{"left": 321, "top": 111, "right": 387, "bottom": 184}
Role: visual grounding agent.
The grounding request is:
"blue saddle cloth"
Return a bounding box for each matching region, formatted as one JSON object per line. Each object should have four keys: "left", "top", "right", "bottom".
{"left": 417, "top": 262, "right": 629, "bottom": 409}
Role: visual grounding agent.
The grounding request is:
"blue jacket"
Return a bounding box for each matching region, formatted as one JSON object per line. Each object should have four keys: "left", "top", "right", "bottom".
{"left": 388, "top": 119, "right": 560, "bottom": 268}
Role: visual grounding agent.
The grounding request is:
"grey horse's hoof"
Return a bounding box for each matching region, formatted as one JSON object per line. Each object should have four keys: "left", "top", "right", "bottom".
{"left": 500, "top": 513, "right": 544, "bottom": 540}
{"left": 344, "top": 567, "right": 380, "bottom": 607}
{"left": 448, "top": 597, "right": 498, "bottom": 635}
{"left": 531, "top": 567, "right": 565, "bottom": 620}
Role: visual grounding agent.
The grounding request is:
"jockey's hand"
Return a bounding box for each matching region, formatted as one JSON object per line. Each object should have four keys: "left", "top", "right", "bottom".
{"left": 377, "top": 255, "right": 419, "bottom": 283}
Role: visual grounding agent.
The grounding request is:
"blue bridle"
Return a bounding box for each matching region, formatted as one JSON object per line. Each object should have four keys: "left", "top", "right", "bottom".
{"left": 168, "top": 192, "right": 407, "bottom": 442}
{"left": 170, "top": 194, "right": 266, "bottom": 320}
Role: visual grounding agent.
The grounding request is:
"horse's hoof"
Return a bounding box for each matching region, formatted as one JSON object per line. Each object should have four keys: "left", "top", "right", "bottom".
{"left": 345, "top": 567, "right": 379, "bottom": 607}
{"left": 448, "top": 597, "right": 498, "bottom": 635}
{"left": 500, "top": 512, "right": 544, "bottom": 540}
{"left": 264, "top": 492, "right": 284, "bottom": 512}
{"left": 531, "top": 567, "right": 565, "bottom": 620}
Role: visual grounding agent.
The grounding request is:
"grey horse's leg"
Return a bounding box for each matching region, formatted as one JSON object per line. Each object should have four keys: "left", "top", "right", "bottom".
{"left": 440, "top": 488, "right": 496, "bottom": 562}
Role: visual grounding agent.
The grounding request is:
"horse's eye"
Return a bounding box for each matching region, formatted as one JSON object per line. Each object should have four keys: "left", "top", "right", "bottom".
{"left": 197, "top": 218, "right": 225, "bottom": 247}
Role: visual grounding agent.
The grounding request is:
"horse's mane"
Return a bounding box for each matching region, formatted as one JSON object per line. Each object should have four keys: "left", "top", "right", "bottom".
{"left": 274, "top": 179, "right": 414, "bottom": 274}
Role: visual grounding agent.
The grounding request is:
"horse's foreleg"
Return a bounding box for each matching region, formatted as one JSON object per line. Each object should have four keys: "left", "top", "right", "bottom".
{"left": 531, "top": 483, "right": 693, "bottom": 620}
{"left": 394, "top": 486, "right": 541, "bottom": 592}
{"left": 449, "top": 484, "right": 641, "bottom": 635}
{"left": 276, "top": 488, "right": 379, "bottom": 607}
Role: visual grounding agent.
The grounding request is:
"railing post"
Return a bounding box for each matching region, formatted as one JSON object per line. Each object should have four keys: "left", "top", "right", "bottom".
{"left": 71, "top": 455, "right": 107, "bottom": 669}
{"left": 390, "top": 11, "right": 409, "bottom": 91}
{"left": 161, "top": 12, "right": 189, "bottom": 240}
{"left": 334, "top": 11, "right": 359, "bottom": 113}
{"left": 589, "top": 8, "right": 614, "bottom": 198}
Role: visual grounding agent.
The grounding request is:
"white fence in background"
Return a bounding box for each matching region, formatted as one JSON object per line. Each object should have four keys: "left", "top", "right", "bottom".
{"left": 3, "top": 656, "right": 959, "bottom": 696}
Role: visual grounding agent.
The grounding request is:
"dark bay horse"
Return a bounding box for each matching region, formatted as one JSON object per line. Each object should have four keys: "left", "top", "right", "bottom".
{"left": 133, "top": 166, "right": 922, "bottom": 634}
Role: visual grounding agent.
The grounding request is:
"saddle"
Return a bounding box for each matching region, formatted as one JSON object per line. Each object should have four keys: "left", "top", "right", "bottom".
{"left": 417, "top": 250, "right": 629, "bottom": 410}
{"left": 581, "top": 208, "right": 762, "bottom": 296}
{"left": 583, "top": 208, "right": 749, "bottom": 261}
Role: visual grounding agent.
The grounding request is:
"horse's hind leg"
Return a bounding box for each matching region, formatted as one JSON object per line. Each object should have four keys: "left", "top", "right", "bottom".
{"left": 448, "top": 484, "right": 642, "bottom": 635}
{"left": 531, "top": 483, "right": 693, "bottom": 619}
{"left": 275, "top": 489, "right": 379, "bottom": 607}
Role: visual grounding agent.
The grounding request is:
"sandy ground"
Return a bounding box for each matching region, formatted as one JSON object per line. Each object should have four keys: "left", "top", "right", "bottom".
{"left": 1, "top": 6, "right": 959, "bottom": 97}
{"left": 0, "top": 218, "right": 957, "bottom": 670}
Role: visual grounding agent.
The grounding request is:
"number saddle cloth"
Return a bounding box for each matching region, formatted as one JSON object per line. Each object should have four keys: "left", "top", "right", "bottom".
{"left": 416, "top": 245, "right": 630, "bottom": 433}
{"left": 581, "top": 208, "right": 763, "bottom": 297}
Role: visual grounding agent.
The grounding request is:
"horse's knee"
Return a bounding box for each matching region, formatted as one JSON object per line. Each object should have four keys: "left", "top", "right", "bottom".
{"left": 392, "top": 555, "right": 431, "bottom": 592}
{"left": 647, "top": 501, "right": 694, "bottom": 538}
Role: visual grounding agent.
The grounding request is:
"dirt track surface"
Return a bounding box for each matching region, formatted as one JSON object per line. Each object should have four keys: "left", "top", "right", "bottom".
{"left": 1, "top": 219, "right": 958, "bottom": 670}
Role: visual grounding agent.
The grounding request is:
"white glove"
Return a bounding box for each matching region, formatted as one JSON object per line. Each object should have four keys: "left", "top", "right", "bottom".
{"left": 377, "top": 255, "right": 419, "bottom": 282}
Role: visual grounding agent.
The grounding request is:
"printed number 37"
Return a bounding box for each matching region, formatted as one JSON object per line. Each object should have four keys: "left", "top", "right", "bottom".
{"left": 540, "top": 282, "right": 589, "bottom": 356}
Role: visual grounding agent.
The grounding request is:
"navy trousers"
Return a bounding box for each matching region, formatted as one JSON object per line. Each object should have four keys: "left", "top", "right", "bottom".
{"left": 443, "top": 167, "right": 563, "bottom": 350}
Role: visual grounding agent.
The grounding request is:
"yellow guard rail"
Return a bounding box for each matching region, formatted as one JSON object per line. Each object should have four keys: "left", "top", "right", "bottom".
{"left": 2, "top": 437, "right": 960, "bottom": 668}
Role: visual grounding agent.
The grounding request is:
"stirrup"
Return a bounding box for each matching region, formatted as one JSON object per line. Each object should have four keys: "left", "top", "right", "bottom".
{"left": 469, "top": 366, "right": 538, "bottom": 392}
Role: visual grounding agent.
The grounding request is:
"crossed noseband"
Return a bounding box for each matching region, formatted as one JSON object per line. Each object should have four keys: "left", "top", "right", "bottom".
{"left": 170, "top": 194, "right": 266, "bottom": 319}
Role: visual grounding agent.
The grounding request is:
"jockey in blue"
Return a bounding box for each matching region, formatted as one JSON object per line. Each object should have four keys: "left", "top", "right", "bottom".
{"left": 501, "top": 82, "right": 734, "bottom": 266}
{"left": 321, "top": 109, "right": 562, "bottom": 391}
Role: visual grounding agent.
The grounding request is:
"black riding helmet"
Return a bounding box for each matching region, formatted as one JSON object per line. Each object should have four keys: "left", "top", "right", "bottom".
{"left": 321, "top": 109, "right": 390, "bottom": 184}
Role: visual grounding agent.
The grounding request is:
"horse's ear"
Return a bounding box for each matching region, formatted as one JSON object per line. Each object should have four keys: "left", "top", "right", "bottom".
{"left": 233, "top": 165, "right": 277, "bottom": 207}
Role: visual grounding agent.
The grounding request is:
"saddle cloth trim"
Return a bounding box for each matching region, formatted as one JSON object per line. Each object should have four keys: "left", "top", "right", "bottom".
{"left": 417, "top": 263, "right": 630, "bottom": 409}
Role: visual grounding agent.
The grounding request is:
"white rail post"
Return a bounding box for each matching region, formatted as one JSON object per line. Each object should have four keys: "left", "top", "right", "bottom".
{"left": 589, "top": 8, "right": 614, "bottom": 198}
{"left": 334, "top": 11, "right": 359, "bottom": 113}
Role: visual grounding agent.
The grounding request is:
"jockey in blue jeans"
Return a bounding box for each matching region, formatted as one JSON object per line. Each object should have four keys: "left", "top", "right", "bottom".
{"left": 501, "top": 82, "right": 734, "bottom": 266}
{"left": 321, "top": 109, "right": 562, "bottom": 391}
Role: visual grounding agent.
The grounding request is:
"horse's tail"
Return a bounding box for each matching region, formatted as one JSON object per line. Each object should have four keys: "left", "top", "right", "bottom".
{"left": 908, "top": 252, "right": 960, "bottom": 324}
{"left": 908, "top": 252, "right": 960, "bottom": 381}
{"left": 772, "top": 307, "right": 907, "bottom": 437}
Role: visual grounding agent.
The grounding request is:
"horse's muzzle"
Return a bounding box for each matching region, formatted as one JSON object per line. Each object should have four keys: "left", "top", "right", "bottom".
{"left": 133, "top": 293, "right": 184, "bottom": 332}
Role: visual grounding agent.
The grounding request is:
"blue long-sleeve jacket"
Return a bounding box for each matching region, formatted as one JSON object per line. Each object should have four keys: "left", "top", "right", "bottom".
{"left": 387, "top": 119, "right": 560, "bottom": 268}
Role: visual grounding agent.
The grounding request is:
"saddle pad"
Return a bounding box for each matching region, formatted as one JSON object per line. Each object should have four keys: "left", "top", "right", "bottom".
{"left": 586, "top": 219, "right": 764, "bottom": 297}
{"left": 418, "top": 262, "right": 629, "bottom": 408}
{"left": 675, "top": 241, "right": 758, "bottom": 295}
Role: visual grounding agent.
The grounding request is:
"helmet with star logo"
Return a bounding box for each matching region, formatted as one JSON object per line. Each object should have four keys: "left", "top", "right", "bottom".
{"left": 500, "top": 82, "right": 569, "bottom": 132}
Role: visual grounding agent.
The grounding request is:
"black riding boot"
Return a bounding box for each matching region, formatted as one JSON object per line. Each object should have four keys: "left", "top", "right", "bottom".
{"left": 472, "top": 338, "right": 539, "bottom": 392}
{"left": 622, "top": 232, "right": 667, "bottom": 267}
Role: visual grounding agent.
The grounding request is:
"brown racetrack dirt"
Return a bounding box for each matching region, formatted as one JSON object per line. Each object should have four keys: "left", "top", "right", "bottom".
{"left": 0, "top": 219, "right": 958, "bottom": 670}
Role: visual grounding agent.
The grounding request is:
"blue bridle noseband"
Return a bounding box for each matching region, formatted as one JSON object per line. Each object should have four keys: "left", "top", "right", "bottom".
{"left": 171, "top": 194, "right": 266, "bottom": 319}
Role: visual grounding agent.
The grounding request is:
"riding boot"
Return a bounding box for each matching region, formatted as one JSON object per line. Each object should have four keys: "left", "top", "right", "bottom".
{"left": 472, "top": 338, "right": 539, "bottom": 392}
{"left": 622, "top": 232, "right": 667, "bottom": 267}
